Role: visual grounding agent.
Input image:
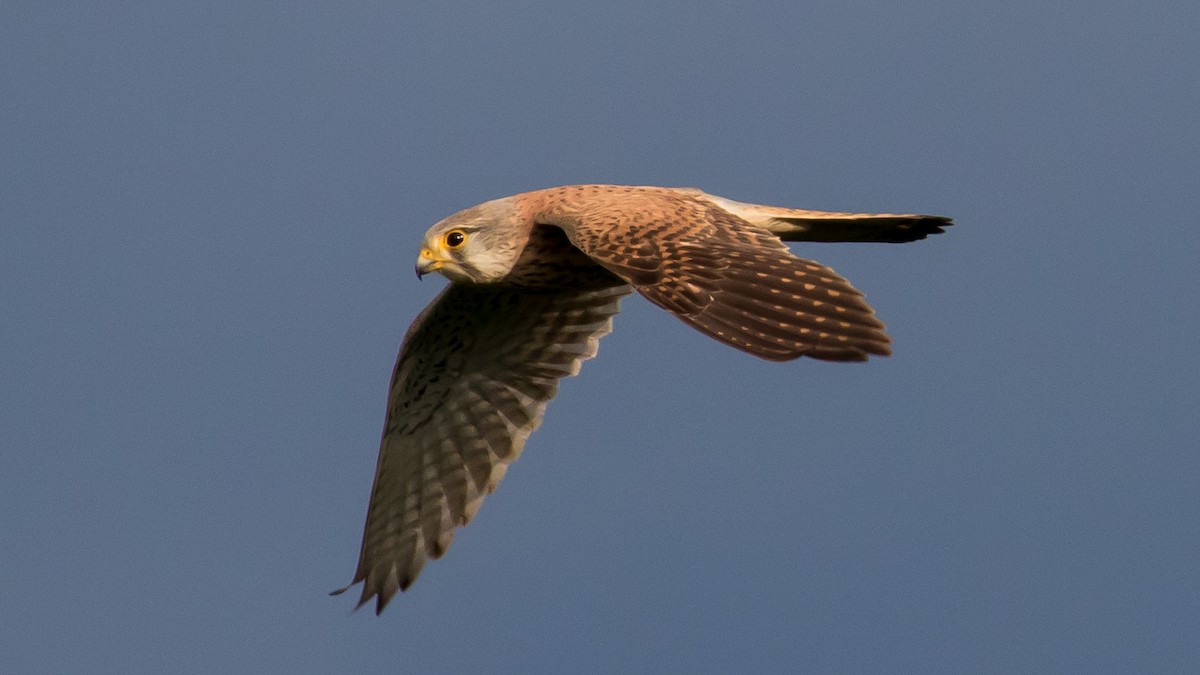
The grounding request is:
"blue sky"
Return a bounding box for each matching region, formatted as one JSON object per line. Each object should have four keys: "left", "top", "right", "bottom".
{"left": 3, "top": 2, "right": 1198, "bottom": 673}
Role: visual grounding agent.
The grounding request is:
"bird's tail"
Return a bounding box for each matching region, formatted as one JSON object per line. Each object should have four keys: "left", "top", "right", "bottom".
{"left": 692, "top": 190, "right": 953, "bottom": 244}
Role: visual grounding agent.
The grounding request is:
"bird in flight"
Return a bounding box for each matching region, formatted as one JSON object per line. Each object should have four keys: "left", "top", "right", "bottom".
{"left": 333, "top": 184, "right": 952, "bottom": 613}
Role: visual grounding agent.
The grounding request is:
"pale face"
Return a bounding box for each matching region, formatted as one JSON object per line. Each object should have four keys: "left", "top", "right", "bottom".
{"left": 415, "top": 224, "right": 478, "bottom": 283}
{"left": 414, "top": 198, "right": 524, "bottom": 284}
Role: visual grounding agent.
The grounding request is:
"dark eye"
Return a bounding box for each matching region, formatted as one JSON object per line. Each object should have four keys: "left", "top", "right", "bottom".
{"left": 444, "top": 230, "right": 467, "bottom": 249}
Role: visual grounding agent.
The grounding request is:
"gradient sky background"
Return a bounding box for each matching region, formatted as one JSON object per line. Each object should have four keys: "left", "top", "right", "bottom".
{"left": 3, "top": 2, "right": 1198, "bottom": 673}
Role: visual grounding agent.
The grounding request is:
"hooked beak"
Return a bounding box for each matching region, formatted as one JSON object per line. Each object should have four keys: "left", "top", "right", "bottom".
{"left": 415, "top": 247, "right": 443, "bottom": 279}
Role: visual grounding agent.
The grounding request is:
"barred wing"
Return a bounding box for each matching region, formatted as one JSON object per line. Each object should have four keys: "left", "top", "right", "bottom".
{"left": 336, "top": 280, "right": 629, "bottom": 613}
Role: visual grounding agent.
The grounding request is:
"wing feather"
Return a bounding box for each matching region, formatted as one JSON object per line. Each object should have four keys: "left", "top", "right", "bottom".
{"left": 541, "top": 191, "right": 892, "bottom": 362}
{"left": 335, "top": 281, "right": 629, "bottom": 613}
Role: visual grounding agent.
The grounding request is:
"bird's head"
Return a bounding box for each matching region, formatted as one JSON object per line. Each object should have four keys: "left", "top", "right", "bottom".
{"left": 415, "top": 197, "right": 526, "bottom": 284}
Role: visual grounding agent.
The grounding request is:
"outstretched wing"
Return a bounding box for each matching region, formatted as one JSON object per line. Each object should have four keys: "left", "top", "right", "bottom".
{"left": 335, "top": 280, "right": 629, "bottom": 613}
{"left": 540, "top": 188, "right": 893, "bottom": 362}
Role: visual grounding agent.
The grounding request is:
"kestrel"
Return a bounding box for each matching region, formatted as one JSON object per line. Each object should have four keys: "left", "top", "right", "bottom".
{"left": 334, "top": 184, "right": 952, "bottom": 613}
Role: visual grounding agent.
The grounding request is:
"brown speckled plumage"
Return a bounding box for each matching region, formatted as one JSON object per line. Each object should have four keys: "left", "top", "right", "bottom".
{"left": 335, "top": 184, "right": 952, "bottom": 613}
